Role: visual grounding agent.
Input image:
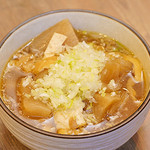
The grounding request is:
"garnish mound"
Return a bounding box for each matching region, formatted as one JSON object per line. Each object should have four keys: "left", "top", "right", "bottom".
{"left": 28, "top": 41, "right": 107, "bottom": 109}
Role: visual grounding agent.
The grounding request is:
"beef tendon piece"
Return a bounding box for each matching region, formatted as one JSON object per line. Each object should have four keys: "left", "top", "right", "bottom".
{"left": 29, "top": 19, "right": 79, "bottom": 52}
{"left": 101, "top": 57, "right": 133, "bottom": 84}
{"left": 93, "top": 93, "right": 121, "bottom": 122}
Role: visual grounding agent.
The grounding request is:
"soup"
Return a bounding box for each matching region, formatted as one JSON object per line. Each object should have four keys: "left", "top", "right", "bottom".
{"left": 1, "top": 19, "right": 146, "bottom": 135}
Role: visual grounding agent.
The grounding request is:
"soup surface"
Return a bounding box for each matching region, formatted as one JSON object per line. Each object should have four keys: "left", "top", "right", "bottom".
{"left": 1, "top": 19, "right": 145, "bottom": 135}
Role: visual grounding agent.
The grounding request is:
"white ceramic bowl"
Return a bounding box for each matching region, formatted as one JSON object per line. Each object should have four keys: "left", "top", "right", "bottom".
{"left": 0, "top": 10, "right": 150, "bottom": 150}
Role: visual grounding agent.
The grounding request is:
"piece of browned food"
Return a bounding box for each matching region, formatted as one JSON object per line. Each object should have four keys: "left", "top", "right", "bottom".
{"left": 33, "top": 69, "right": 49, "bottom": 80}
{"left": 10, "top": 54, "right": 57, "bottom": 74}
{"left": 3, "top": 67, "right": 26, "bottom": 100}
{"left": 123, "top": 55, "right": 143, "bottom": 82}
{"left": 44, "top": 33, "right": 67, "bottom": 57}
{"left": 33, "top": 56, "right": 57, "bottom": 74}
{"left": 29, "top": 19, "right": 79, "bottom": 52}
{"left": 21, "top": 97, "right": 52, "bottom": 118}
{"left": 93, "top": 93, "right": 121, "bottom": 122}
{"left": 56, "top": 117, "right": 78, "bottom": 135}
{"left": 133, "top": 81, "right": 145, "bottom": 99}
{"left": 118, "top": 90, "right": 142, "bottom": 121}
{"left": 54, "top": 105, "right": 86, "bottom": 134}
{"left": 10, "top": 54, "right": 35, "bottom": 73}
{"left": 17, "top": 79, "right": 52, "bottom": 118}
{"left": 69, "top": 117, "right": 78, "bottom": 130}
{"left": 101, "top": 57, "right": 133, "bottom": 84}
{"left": 126, "top": 77, "right": 144, "bottom": 101}
{"left": 126, "top": 78, "right": 137, "bottom": 101}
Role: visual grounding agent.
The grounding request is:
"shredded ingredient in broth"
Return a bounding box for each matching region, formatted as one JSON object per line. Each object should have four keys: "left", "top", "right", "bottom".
{"left": 1, "top": 19, "right": 145, "bottom": 135}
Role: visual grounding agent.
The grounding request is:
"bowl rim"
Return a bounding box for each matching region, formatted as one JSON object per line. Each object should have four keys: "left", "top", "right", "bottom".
{"left": 0, "top": 9, "right": 150, "bottom": 139}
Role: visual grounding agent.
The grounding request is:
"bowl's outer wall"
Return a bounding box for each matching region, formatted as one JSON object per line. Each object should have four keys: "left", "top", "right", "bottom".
{"left": 0, "top": 10, "right": 150, "bottom": 150}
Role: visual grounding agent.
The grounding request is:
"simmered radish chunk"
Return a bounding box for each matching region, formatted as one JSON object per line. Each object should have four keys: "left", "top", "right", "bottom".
{"left": 29, "top": 19, "right": 79, "bottom": 52}
{"left": 17, "top": 78, "right": 52, "bottom": 118}
{"left": 101, "top": 57, "right": 133, "bottom": 84}
{"left": 21, "top": 97, "right": 52, "bottom": 118}
{"left": 93, "top": 93, "right": 121, "bottom": 122}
